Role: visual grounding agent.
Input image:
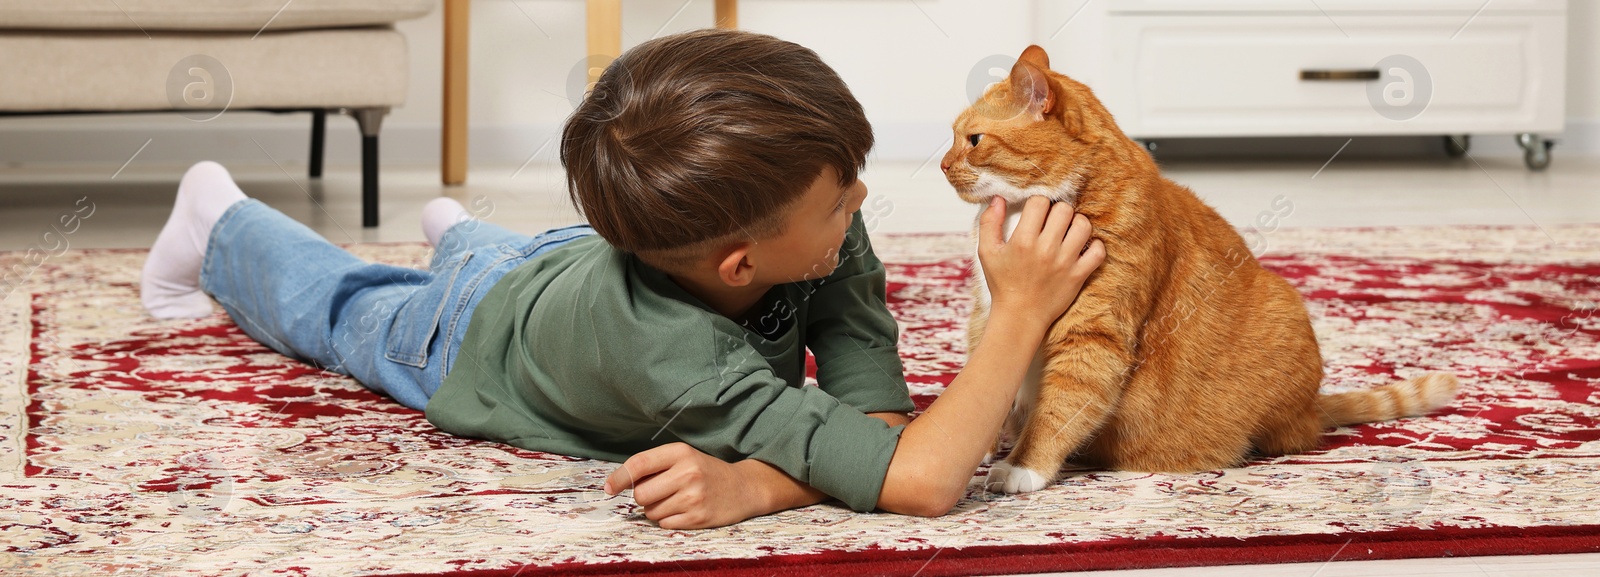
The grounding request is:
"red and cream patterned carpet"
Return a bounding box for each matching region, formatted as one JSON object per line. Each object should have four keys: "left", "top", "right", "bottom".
{"left": 3, "top": 225, "right": 1598, "bottom": 576}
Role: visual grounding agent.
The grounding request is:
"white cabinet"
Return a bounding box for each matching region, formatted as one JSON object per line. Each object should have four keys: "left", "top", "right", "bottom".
{"left": 1038, "top": 0, "right": 1569, "bottom": 169}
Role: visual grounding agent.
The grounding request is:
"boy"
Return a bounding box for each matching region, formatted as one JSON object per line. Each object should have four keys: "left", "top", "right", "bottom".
{"left": 140, "top": 29, "right": 1104, "bottom": 529}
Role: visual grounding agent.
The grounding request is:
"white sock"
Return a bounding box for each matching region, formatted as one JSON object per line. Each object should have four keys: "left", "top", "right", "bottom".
{"left": 421, "top": 197, "right": 470, "bottom": 247}
{"left": 140, "top": 161, "right": 247, "bottom": 319}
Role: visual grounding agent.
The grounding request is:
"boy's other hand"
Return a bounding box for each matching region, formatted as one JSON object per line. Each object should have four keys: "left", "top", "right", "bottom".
{"left": 977, "top": 196, "right": 1105, "bottom": 326}
{"left": 604, "top": 442, "right": 766, "bottom": 530}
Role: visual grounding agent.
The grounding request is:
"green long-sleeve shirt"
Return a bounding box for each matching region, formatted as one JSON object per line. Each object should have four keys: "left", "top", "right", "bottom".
{"left": 424, "top": 211, "right": 913, "bottom": 512}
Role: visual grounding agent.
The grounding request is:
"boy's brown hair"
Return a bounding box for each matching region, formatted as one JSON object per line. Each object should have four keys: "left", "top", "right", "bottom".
{"left": 560, "top": 28, "right": 874, "bottom": 271}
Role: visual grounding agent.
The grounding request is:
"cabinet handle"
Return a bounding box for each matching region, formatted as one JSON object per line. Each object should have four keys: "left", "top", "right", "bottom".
{"left": 1300, "top": 69, "right": 1381, "bottom": 81}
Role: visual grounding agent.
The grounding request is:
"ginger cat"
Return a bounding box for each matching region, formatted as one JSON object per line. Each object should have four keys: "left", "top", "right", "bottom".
{"left": 941, "top": 45, "right": 1461, "bottom": 493}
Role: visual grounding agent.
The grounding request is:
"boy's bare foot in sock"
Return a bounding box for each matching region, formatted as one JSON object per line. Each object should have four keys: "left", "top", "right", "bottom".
{"left": 421, "top": 197, "right": 470, "bottom": 247}
{"left": 141, "top": 161, "right": 246, "bottom": 319}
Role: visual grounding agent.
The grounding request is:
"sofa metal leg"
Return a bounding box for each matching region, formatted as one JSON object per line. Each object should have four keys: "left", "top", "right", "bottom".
{"left": 309, "top": 109, "right": 326, "bottom": 179}
{"left": 361, "top": 134, "right": 379, "bottom": 227}
{"left": 348, "top": 107, "right": 389, "bottom": 228}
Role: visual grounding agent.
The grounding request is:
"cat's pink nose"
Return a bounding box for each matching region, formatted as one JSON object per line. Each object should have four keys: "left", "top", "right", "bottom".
{"left": 939, "top": 160, "right": 951, "bottom": 173}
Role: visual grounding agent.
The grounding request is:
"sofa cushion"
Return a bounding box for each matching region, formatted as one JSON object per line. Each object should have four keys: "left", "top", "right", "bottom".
{"left": 0, "top": 28, "right": 409, "bottom": 111}
{"left": 0, "top": 0, "right": 433, "bottom": 32}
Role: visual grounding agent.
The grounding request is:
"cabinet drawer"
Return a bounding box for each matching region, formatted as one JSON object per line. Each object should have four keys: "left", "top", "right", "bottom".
{"left": 1101, "top": 14, "right": 1567, "bottom": 137}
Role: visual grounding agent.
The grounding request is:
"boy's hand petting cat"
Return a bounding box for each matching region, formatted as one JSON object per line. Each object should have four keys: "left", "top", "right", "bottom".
{"left": 978, "top": 196, "right": 1104, "bottom": 326}
{"left": 603, "top": 442, "right": 776, "bottom": 530}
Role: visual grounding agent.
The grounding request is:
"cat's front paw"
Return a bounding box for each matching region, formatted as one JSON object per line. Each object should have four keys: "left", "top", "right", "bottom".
{"left": 985, "top": 460, "right": 1052, "bottom": 494}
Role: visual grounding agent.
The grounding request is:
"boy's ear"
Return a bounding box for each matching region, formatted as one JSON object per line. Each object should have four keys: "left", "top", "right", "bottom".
{"left": 716, "top": 243, "right": 757, "bottom": 288}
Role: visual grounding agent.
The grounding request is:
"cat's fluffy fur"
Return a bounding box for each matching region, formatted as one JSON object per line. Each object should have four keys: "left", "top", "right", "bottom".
{"left": 941, "top": 46, "right": 1460, "bottom": 494}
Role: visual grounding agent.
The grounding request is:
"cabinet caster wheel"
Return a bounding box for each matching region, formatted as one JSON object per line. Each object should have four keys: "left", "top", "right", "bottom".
{"left": 1443, "top": 135, "right": 1470, "bottom": 158}
{"left": 1517, "top": 133, "right": 1553, "bottom": 171}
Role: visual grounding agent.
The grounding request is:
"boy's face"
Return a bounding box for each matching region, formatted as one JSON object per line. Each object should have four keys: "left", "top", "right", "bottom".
{"left": 749, "top": 165, "right": 868, "bottom": 284}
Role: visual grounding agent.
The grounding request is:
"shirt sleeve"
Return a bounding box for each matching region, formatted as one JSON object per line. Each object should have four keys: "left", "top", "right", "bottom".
{"left": 656, "top": 368, "right": 905, "bottom": 512}
{"left": 804, "top": 210, "right": 916, "bottom": 415}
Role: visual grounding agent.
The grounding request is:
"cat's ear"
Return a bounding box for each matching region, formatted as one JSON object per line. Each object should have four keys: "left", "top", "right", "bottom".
{"left": 1018, "top": 45, "right": 1050, "bottom": 71}
{"left": 1007, "top": 58, "right": 1054, "bottom": 119}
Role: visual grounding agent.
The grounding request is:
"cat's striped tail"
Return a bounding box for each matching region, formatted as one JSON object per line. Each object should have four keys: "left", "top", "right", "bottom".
{"left": 1317, "top": 373, "right": 1461, "bottom": 427}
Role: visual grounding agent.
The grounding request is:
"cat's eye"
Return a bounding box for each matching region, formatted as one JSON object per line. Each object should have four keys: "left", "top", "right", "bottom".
{"left": 968, "top": 133, "right": 983, "bottom": 147}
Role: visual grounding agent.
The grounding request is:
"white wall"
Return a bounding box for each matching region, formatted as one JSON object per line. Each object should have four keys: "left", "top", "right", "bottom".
{"left": 3, "top": 0, "right": 1598, "bottom": 168}
{"left": 387, "top": 0, "right": 1045, "bottom": 166}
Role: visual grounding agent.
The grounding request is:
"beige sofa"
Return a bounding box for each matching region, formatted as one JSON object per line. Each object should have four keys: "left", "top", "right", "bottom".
{"left": 0, "top": 0, "right": 435, "bottom": 227}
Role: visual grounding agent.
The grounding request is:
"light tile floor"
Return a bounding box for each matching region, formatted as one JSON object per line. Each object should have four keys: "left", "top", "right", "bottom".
{"left": 2, "top": 154, "right": 1597, "bottom": 575}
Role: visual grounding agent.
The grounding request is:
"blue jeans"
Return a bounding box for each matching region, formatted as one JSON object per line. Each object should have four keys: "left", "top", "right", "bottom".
{"left": 200, "top": 199, "right": 593, "bottom": 410}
